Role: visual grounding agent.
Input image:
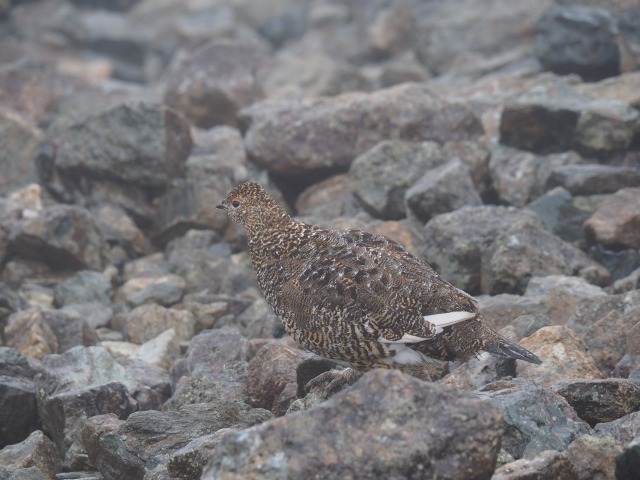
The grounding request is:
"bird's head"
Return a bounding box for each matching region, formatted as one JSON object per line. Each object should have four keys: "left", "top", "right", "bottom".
{"left": 217, "top": 182, "right": 289, "bottom": 232}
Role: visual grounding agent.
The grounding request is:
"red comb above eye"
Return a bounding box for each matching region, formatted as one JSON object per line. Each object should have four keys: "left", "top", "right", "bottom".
{"left": 231, "top": 197, "right": 240, "bottom": 202}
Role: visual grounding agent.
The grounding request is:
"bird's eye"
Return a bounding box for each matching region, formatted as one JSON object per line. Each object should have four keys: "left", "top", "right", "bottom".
{"left": 231, "top": 199, "right": 241, "bottom": 208}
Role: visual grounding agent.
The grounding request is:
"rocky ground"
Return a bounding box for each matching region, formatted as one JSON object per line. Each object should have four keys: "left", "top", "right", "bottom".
{"left": 0, "top": 0, "right": 640, "bottom": 479}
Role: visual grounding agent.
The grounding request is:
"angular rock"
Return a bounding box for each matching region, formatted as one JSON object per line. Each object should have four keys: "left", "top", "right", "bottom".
{"left": 122, "top": 359, "right": 171, "bottom": 412}
{"left": 166, "top": 430, "right": 232, "bottom": 480}
{"left": 616, "top": 434, "right": 640, "bottom": 480}
{"left": 242, "top": 83, "right": 483, "bottom": 178}
{"left": 552, "top": 379, "right": 640, "bottom": 427}
{"left": 61, "top": 302, "right": 113, "bottom": 330}
{"left": 0, "top": 375, "right": 39, "bottom": 448}
{"left": 367, "top": 2, "right": 415, "bottom": 57}
{"left": 115, "top": 274, "right": 186, "bottom": 308}
{"left": 584, "top": 188, "right": 640, "bottom": 250}
{"left": 53, "top": 270, "right": 112, "bottom": 307}
{"left": 440, "top": 352, "right": 515, "bottom": 392}
{"left": 82, "top": 401, "right": 272, "bottom": 480}
{"left": 38, "top": 308, "right": 98, "bottom": 353}
{"left": 92, "top": 204, "right": 151, "bottom": 257}
{"left": 564, "top": 434, "right": 624, "bottom": 480}
{"left": 574, "top": 101, "right": 640, "bottom": 154}
{"left": 204, "top": 370, "right": 502, "bottom": 480}
{"left": 8, "top": 205, "right": 109, "bottom": 271}
{"left": 405, "top": 158, "right": 482, "bottom": 223}
{"left": 0, "top": 347, "right": 37, "bottom": 379}
{"left": 112, "top": 303, "right": 195, "bottom": 345}
{"left": 55, "top": 102, "right": 192, "bottom": 190}
{"left": 4, "top": 308, "right": 58, "bottom": 359}
{"left": 535, "top": 4, "right": 620, "bottom": 81}
{"left": 165, "top": 42, "right": 266, "bottom": 129}
{"left": 492, "top": 450, "right": 578, "bottom": 480}
{"left": 595, "top": 411, "right": 640, "bottom": 443}
{"left": 349, "top": 140, "right": 446, "bottom": 219}
{"left": 0, "top": 110, "right": 43, "bottom": 197}
{"left": 131, "top": 328, "right": 180, "bottom": 370}
{"left": 547, "top": 165, "right": 640, "bottom": 196}
{"left": 166, "top": 326, "right": 248, "bottom": 410}
{"left": 517, "top": 326, "right": 604, "bottom": 386}
{"left": 482, "top": 379, "right": 590, "bottom": 459}
{"left": 294, "top": 174, "right": 361, "bottom": 220}
{"left": 245, "top": 338, "right": 307, "bottom": 416}
{"left": 187, "top": 126, "right": 248, "bottom": 183}
{"left": 0, "top": 430, "right": 61, "bottom": 479}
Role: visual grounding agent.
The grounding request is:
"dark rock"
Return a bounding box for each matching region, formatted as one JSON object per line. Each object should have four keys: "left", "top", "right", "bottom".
{"left": 121, "top": 358, "right": 171, "bottom": 412}
{"left": 8, "top": 205, "right": 109, "bottom": 271}
{"left": 114, "top": 274, "right": 186, "bottom": 308}
{"left": 82, "top": 401, "right": 272, "bottom": 480}
{"left": 565, "top": 433, "right": 624, "bottom": 479}
{"left": 595, "top": 411, "right": 640, "bottom": 443}
{"left": 517, "top": 325, "right": 604, "bottom": 386}
{"left": 0, "top": 347, "right": 37, "bottom": 379}
{"left": 0, "top": 375, "right": 39, "bottom": 448}
{"left": 166, "top": 430, "right": 232, "bottom": 480}
{"left": 492, "top": 450, "right": 579, "bottom": 480}
{"left": 552, "top": 379, "right": 640, "bottom": 427}
{"left": 294, "top": 356, "right": 339, "bottom": 398}
{"left": 611, "top": 266, "right": 640, "bottom": 294}
{"left": 245, "top": 338, "right": 307, "bottom": 416}
{"left": 5, "top": 309, "right": 58, "bottom": 359}
{"left": 112, "top": 303, "right": 195, "bottom": 345}
{"left": 165, "top": 326, "right": 248, "bottom": 410}
{"left": 165, "top": 42, "right": 267, "bottom": 129}
{"left": 616, "top": 434, "right": 640, "bottom": 480}
{"left": 535, "top": 5, "right": 620, "bottom": 81}
{"left": 53, "top": 271, "right": 112, "bottom": 307}
{"left": 0, "top": 430, "right": 61, "bottom": 479}
{"left": 68, "top": 0, "right": 142, "bottom": 12}
{"left": 204, "top": 369, "right": 502, "bottom": 480}
{"left": 405, "top": 158, "right": 482, "bottom": 223}
{"left": 547, "top": 165, "right": 640, "bottom": 196}
{"left": 349, "top": 140, "right": 446, "bottom": 220}
{"left": 482, "top": 379, "right": 590, "bottom": 459}
{"left": 40, "top": 309, "right": 99, "bottom": 353}
{"left": 584, "top": 188, "right": 640, "bottom": 250}
{"left": 55, "top": 102, "right": 192, "bottom": 190}
{"left": 92, "top": 204, "right": 151, "bottom": 257}
{"left": 0, "top": 110, "right": 43, "bottom": 197}
{"left": 242, "top": 83, "right": 483, "bottom": 179}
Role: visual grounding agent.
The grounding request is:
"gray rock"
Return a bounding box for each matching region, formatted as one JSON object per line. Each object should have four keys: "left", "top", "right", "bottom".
{"left": 82, "top": 401, "right": 272, "bottom": 480}
{"left": 595, "top": 411, "right": 640, "bottom": 443}
{"left": 0, "top": 375, "right": 39, "bottom": 449}
{"left": 5, "top": 308, "right": 58, "bottom": 359}
{"left": 482, "top": 379, "right": 590, "bottom": 460}
{"left": 547, "top": 165, "right": 640, "bottom": 196}
{"left": 121, "top": 358, "right": 171, "bottom": 412}
{"left": 405, "top": 158, "right": 482, "bottom": 223}
{"left": 204, "top": 369, "right": 502, "bottom": 480}
{"left": 492, "top": 450, "right": 579, "bottom": 480}
{"left": 165, "top": 326, "right": 248, "bottom": 410}
{"left": 564, "top": 433, "right": 624, "bottom": 480}
{"left": 535, "top": 4, "right": 620, "bottom": 81}
{"left": 294, "top": 174, "right": 361, "bottom": 220}
{"left": 61, "top": 302, "right": 113, "bottom": 330}
{"left": 349, "top": 140, "right": 446, "bottom": 219}
{"left": 115, "top": 274, "right": 185, "bottom": 308}
{"left": 39, "top": 309, "right": 99, "bottom": 353}
{"left": 0, "top": 110, "right": 43, "bottom": 197}
{"left": 53, "top": 271, "right": 112, "bottom": 307}
{"left": 165, "top": 42, "right": 267, "bottom": 129}
{"left": 574, "top": 101, "right": 640, "bottom": 154}
{"left": 8, "top": 205, "right": 109, "bottom": 271}
{"left": 440, "top": 352, "right": 515, "bottom": 392}
{"left": 92, "top": 204, "right": 151, "bottom": 257}
{"left": 0, "top": 347, "right": 37, "bottom": 379}
{"left": 112, "top": 303, "right": 195, "bottom": 345}
{"left": 552, "top": 379, "right": 640, "bottom": 427}
{"left": 187, "top": 126, "right": 248, "bottom": 185}
{"left": 68, "top": 0, "right": 142, "bottom": 12}
{"left": 584, "top": 188, "right": 640, "bottom": 250}
{"left": 242, "top": 83, "right": 483, "bottom": 179}
{"left": 55, "top": 102, "right": 192, "bottom": 190}
{"left": 0, "top": 430, "right": 61, "bottom": 479}
{"left": 166, "top": 430, "right": 232, "bottom": 480}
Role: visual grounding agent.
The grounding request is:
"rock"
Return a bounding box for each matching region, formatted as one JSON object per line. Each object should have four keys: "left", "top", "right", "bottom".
{"left": 516, "top": 326, "right": 604, "bottom": 386}
{"left": 367, "top": 2, "right": 415, "bottom": 57}
{"left": 115, "top": 274, "right": 186, "bottom": 308}
{"left": 69, "top": 0, "right": 142, "bottom": 12}
{"left": 405, "top": 158, "right": 482, "bottom": 223}
{"left": 8, "top": 205, "right": 109, "bottom": 271}
{"left": 584, "top": 188, "right": 640, "bottom": 250}
{"left": 4, "top": 308, "right": 58, "bottom": 359}
{"left": 0, "top": 347, "right": 37, "bottom": 379}
{"left": 61, "top": 302, "right": 113, "bottom": 330}
{"left": 349, "top": 140, "right": 446, "bottom": 219}
{"left": 82, "top": 401, "right": 272, "bottom": 479}
{"left": 112, "top": 303, "right": 195, "bottom": 345}
{"left": 122, "top": 359, "right": 171, "bottom": 412}
{"left": 547, "top": 165, "right": 640, "bottom": 196}
{"left": 576, "top": 71, "right": 640, "bottom": 108}
{"left": 166, "top": 430, "right": 232, "bottom": 480}
{"left": 492, "top": 450, "right": 579, "bottom": 480}
{"left": 0, "top": 430, "right": 61, "bottom": 479}
{"left": 552, "top": 379, "right": 640, "bottom": 427}
{"left": 165, "top": 42, "right": 266, "bottom": 129}
{"left": 534, "top": 4, "right": 620, "bottom": 81}
{"left": 186, "top": 126, "right": 248, "bottom": 185}
{"left": 489, "top": 147, "right": 584, "bottom": 207}
{"left": 294, "top": 174, "right": 360, "bottom": 220}
{"left": 565, "top": 434, "right": 625, "bottom": 480}
{"left": 440, "top": 352, "right": 515, "bottom": 392}
{"left": 365, "top": 219, "right": 424, "bottom": 258}
{"left": 55, "top": 102, "right": 192, "bottom": 190}
{"left": 574, "top": 101, "right": 640, "bottom": 154}
{"left": 166, "top": 326, "right": 248, "bottom": 410}
{"left": 611, "top": 266, "right": 640, "bottom": 294}
{"left": 482, "top": 379, "right": 590, "bottom": 459}
{"left": 0, "top": 375, "right": 39, "bottom": 449}
{"left": 131, "top": 328, "right": 180, "bottom": 370}
{"left": 477, "top": 294, "right": 546, "bottom": 332}
{"left": 595, "top": 411, "right": 640, "bottom": 443}
{"left": 245, "top": 338, "right": 307, "bottom": 416}
{"left": 92, "top": 204, "right": 151, "bottom": 257}
{"left": 37, "top": 308, "right": 99, "bottom": 353}
{"left": 53, "top": 271, "right": 112, "bottom": 307}
{"left": 241, "top": 83, "right": 483, "bottom": 179}
{"left": 0, "top": 110, "right": 43, "bottom": 197}
{"left": 204, "top": 369, "right": 502, "bottom": 480}
{"left": 616, "top": 434, "right": 640, "bottom": 480}
{"left": 566, "top": 291, "right": 640, "bottom": 373}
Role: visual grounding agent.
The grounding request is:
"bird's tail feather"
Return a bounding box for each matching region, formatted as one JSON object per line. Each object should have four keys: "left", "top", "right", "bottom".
{"left": 483, "top": 336, "right": 542, "bottom": 365}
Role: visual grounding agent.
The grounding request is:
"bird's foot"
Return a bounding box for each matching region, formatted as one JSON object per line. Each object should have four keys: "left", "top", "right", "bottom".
{"left": 304, "top": 367, "right": 363, "bottom": 399}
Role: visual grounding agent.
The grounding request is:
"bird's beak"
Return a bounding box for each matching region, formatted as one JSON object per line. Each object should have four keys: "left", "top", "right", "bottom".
{"left": 216, "top": 202, "right": 226, "bottom": 210}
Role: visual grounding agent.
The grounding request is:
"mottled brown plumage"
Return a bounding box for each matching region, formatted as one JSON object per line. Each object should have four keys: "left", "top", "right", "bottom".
{"left": 217, "top": 182, "right": 541, "bottom": 378}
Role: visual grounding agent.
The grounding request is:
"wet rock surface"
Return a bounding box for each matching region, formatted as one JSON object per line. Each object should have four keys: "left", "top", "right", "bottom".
{"left": 0, "top": 1, "right": 639, "bottom": 479}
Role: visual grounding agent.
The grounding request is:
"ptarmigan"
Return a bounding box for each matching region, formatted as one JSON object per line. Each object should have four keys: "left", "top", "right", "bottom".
{"left": 217, "top": 182, "right": 541, "bottom": 392}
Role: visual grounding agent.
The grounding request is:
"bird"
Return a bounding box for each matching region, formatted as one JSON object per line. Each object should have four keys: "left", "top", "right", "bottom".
{"left": 217, "top": 182, "right": 541, "bottom": 393}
